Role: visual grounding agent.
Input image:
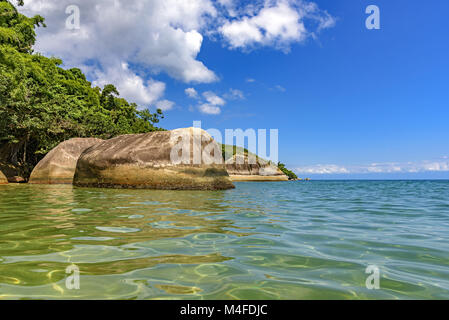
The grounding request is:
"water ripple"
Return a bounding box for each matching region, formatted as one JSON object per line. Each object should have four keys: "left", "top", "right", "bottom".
{"left": 0, "top": 181, "right": 448, "bottom": 299}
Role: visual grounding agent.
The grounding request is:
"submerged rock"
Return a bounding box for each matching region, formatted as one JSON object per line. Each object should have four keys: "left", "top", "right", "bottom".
{"left": 0, "top": 170, "right": 7, "bottom": 184}
{"left": 74, "top": 128, "right": 235, "bottom": 190}
{"left": 29, "top": 138, "right": 103, "bottom": 184}
{"left": 225, "top": 154, "right": 288, "bottom": 181}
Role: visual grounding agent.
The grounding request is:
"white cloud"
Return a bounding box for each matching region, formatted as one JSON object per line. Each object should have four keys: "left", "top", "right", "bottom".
{"left": 24, "top": 1, "right": 219, "bottom": 83}
{"left": 246, "top": 78, "right": 256, "bottom": 83}
{"left": 19, "top": 0, "right": 335, "bottom": 108}
{"left": 198, "top": 103, "right": 222, "bottom": 115}
{"left": 219, "top": 0, "right": 335, "bottom": 50}
{"left": 188, "top": 90, "right": 227, "bottom": 114}
{"left": 20, "top": 0, "right": 219, "bottom": 110}
{"left": 224, "top": 88, "right": 245, "bottom": 100}
{"left": 193, "top": 88, "right": 243, "bottom": 114}
{"left": 296, "top": 164, "right": 350, "bottom": 175}
{"left": 92, "top": 63, "right": 166, "bottom": 109}
{"left": 217, "top": 0, "right": 237, "bottom": 17}
{"left": 221, "top": 17, "right": 264, "bottom": 48}
{"left": 155, "top": 100, "right": 175, "bottom": 111}
{"left": 203, "top": 91, "right": 226, "bottom": 106}
{"left": 421, "top": 162, "right": 449, "bottom": 172}
{"left": 295, "top": 160, "right": 449, "bottom": 175}
{"left": 184, "top": 89, "right": 229, "bottom": 114}
{"left": 185, "top": 88, "right": 199, "bottom": 99}
{"left": 274, "top": 85, "right": 286, "bottom": 92}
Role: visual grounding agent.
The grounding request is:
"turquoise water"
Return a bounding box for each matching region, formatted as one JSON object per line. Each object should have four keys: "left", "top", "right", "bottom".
{"left": 0, "top": 181, "right": 448, "bottom": 299}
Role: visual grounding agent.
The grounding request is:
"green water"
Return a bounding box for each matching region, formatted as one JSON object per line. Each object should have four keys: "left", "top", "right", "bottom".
{"left": 0, "top": 181, "right": 448, "bottom": 299}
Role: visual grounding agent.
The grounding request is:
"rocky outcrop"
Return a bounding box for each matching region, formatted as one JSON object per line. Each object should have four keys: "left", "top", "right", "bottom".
{"left": 226, "top": 154, "right": 288, "bottom": 181}
{"left": 74, "top": 128, "right": 235, "bottom": 190}
{"left": 0, "top": 170, "right": 8, "bottom": 185}
{"left": 29, "top": 138, "right": 103, "bottom": 184}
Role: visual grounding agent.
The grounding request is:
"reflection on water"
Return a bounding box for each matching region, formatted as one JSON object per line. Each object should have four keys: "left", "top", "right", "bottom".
{"left": 0, "top": 181, "right": 448, "bottom": 299}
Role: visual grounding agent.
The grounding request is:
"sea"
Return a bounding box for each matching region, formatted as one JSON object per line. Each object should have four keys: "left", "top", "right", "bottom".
{"left": 0, "top": 180, "right": 448, "bottom": 299}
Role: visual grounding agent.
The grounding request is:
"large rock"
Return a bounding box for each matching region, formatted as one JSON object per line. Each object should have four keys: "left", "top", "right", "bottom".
{"left": 29, "top": 138, "right": 103, "bottom": 184}
{"left": 226, "top": 154, "right": 288, "bottom": 181}
{"left": 74, "top": 128, "right": 235, "bottom": 190}
{"left": 0, "top": 170, "right": 7, "bottom": 184}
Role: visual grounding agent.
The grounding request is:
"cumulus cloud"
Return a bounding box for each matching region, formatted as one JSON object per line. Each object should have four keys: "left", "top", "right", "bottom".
{"left": 22, "top": 0, "right": 218, "bottom": 83}
{"left": 184, "top": 88, "right": 231, "bottom": 114}
{"left": 92, "top": 63, "right": 167, "bottom": 108}
{"left": 219, "top": 0, "right": 335, "bottom": 50}
{"left": 224, "top": 88, "right": 245, "bottom": 100}
{"left": 420, "top": 162, "right": 449, "bottom": 172}
{"left": 155, "top": 100, "right": 175, "bottom": 111}
{"left": 198, "top": 103, "right": 222, "bottom": 115}
{"left": 295, "top": 160, "right": 449, "bottom": 175}
{"left": 20, "top": 0, "right": 220, "bottom": 110}
{"left": 185, "top": 88, "right": 199, "bottom": 99}
{"left": 203, "top": 91, "right": 226, "bottom": 106}
{"left": 19, "top": 0, "right": 335, "bottom": 109}
{"left": 185, "top": 89, "right": 228, "bottom": 114}
{"left": 217, "top": 0, "right": 238, "bottom": 17}
{"left": 199, "top": 91, "right": 226, "bottom": 114}
{"left": 296, "top": 164, "right": 350, "bottom": 175}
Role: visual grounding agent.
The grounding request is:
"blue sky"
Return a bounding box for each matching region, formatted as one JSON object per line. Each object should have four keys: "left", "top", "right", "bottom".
{"left": 22, "top": 0, "right": 449, "bottom": 179}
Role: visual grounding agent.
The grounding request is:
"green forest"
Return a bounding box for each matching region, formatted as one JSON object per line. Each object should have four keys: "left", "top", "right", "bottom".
{"left": 277, "top": 162, "right": 298, "bottom": 180}
{"left": 0, "top": 0, "right": 164, "bottom": 179}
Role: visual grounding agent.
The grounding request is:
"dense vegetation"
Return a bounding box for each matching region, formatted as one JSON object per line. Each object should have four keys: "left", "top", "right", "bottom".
{"left": 277, "top": 162, "right": 298, "bottom": 180}
{"left": 0, "top": 0, "right": 163, "bottom": 179}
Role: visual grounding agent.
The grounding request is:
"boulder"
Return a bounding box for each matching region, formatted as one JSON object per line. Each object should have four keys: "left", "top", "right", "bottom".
{"left": 74, "top": 128, "right": 235, "bottom": 190}
{"left": 226, "top": 154, "right": 288, "bottom": 181}
{"left": 29, "top": 138, "right": 103, "bottom": 184}
{"left": 0, "top": 170, "right": 7, "bottom": 184}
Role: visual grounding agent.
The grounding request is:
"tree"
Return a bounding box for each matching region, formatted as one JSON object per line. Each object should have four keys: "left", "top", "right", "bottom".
{"left": 0, "top": 0, "right": 45, "bottom": 53}
{"left": 278, "top": 162, "right": 298, "bottom": 180}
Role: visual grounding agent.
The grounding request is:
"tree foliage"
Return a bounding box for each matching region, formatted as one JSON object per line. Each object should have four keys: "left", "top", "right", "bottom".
{"left": 0, "top": 0, "right": 164, "bottom": 178}
{"left": 278, "top": 162, "right": 298, "bottom": 180}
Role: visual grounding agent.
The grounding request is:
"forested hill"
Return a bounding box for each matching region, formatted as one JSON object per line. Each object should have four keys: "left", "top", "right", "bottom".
{"left": 0, "top": 0, "right": 164, "bottom": 179}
